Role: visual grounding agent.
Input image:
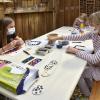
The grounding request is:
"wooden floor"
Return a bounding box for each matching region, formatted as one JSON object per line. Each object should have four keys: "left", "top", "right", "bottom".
{"left": 89, "top": 81, "right": 100, "bottom": 100}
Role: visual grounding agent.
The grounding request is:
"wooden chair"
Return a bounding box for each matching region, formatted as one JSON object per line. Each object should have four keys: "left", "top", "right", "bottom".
{"left": 89, "top": 81, "right": 100, "bottom": 100}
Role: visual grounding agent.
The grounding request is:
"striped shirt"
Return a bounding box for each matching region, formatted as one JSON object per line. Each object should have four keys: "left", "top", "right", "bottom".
{"left": 73, "top": 18, "right": 90, "bottom": 31}
{"left": 73, "top": 18, "right": 84, "bottom": 29}
{"left": 63, "top": 32, "right": 100, "bottom": 66}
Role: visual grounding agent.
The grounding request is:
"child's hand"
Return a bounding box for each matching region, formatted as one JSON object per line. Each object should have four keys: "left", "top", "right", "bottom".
{"left": 66, "top": 46, "right": 79, "bottom": 54}
{"left": 11, "top": 40, "right": 22, "bottom": 49}
{"left": 14, "top": 36, "right": 24, "bottom": 45}
{"left": 47, "top": 34, "right": 58, "bottom": 43}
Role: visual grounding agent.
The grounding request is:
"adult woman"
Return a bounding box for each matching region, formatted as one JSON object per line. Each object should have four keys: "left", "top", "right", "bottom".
{"left": 48, "top": 11, "right": 100, "bottom": 97}
{"left": 0, "top": 17, "right": 24, "bottom": 54}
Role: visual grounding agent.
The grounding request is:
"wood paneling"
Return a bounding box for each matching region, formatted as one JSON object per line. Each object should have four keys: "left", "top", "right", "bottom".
{"left": 56, "top": 0, "right": 79, "bottom": 28}
{"left": 1, "top": 0, "right": 99, "bottom": 40}
{"left": 0, "top": 0, "right": 80, "bottom": 40}
{"left": 0, "top": 4, "right": 4, "bottom": 19}
{"left": 4, "top": 0, "right": 54, "bottom": 40}
{"left": 56, "top": 0, "right": 65, "bottom": 27}
{"left": 12, "top": 12, "right": 54, "bottom": 40}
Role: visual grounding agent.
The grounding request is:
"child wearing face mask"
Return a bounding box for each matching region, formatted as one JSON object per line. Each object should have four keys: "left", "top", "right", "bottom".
{"left": 48, "top": 11, "right": 100, "bottom": 98}
{"left": 0, "top": 17, "right": 24, "bottom": 54}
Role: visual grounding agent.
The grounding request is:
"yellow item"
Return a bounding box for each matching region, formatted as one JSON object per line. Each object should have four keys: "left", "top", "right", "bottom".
{"left": 80, "top": 23, "right": 84, "bottom": 28}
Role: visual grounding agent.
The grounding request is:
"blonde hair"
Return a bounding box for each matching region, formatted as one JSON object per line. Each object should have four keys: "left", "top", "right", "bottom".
{"left": 89, "top": 11, "right": 100, "bottom": 25}
{"left": 79, "top": 13, "right": 88, "bottom": 21}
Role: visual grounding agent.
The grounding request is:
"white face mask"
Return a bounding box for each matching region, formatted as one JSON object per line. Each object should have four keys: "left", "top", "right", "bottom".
{"left": 7, "top": 27, "right": 15, "bottom": 35}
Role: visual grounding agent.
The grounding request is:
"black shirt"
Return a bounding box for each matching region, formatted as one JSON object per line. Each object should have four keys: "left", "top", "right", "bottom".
{"left": 0, "top": 33, "right": 17, "bottom": 48}
{"left": 7, "top": 32, "right": 16, "bottom": 43}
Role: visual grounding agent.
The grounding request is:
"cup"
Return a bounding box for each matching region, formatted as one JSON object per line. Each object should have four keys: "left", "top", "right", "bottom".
{"left": 47, "top": 33, "right": 58, "bottom": 44}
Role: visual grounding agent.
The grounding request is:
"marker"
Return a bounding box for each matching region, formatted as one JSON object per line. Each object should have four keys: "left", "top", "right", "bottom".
{"left": 72, "top": 42, "right": 82, "bottom": 43}
{"left": 74, "top": 45, "right": 85, "bottom": 48}
{"left": 77, "top": 49, "right": 85, "bottom": 51}
{"left": 76, "top": 45, "right": 85, "bottom": 47}
{"left": 23, "top": 50, "right": 30, "bottom": 55}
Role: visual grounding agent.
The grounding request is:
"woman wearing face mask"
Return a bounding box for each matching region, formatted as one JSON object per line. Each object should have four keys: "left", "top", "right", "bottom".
{"left": 48, "top": 11, "right": 100, "bottom": 98}
{"left": 0, "top": 17, "right": 24, "bottom": 54}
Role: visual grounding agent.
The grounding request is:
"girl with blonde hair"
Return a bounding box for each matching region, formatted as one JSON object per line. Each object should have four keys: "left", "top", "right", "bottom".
{"left": 48, "top": 11, "right": 100, "bottom": 97}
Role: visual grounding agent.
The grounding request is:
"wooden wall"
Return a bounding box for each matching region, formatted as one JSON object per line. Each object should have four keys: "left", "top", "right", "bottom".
{"left": 4, "top": 0, "right": 54, "bottom": 40}
{"left": 2, "top": 0, "right": 100, "bottom": 40}
{"left": 55, "top": 0, "right": 79, "bottom": 28}
{"left": 10, "top": 12, "right": 54, "bottom": 40}
{"left": 0, "top": 0, "right": 80, "bottom": 40}
{"left": 1, "top": 0, "right": 100, "bottom": 40}
{"left": 0, "top": 4, "right": 4, "bottom": 19}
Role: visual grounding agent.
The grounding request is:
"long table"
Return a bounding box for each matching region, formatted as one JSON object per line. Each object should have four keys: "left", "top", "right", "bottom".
{"left": 0, "top": 26, "right": 88, "bottom": 100}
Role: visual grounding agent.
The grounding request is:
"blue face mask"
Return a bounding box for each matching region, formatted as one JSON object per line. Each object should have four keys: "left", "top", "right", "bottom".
{"left": 7, "top": 27, "right": 15, "bottom": 35}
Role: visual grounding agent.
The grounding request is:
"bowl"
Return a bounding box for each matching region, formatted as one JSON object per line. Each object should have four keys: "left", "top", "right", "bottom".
{"left": 47, "top": 33, "right": 58, "bottom": 38}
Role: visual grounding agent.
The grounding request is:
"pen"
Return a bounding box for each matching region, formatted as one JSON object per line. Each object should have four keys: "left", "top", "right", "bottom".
{"left": 23, "top": 50, "right": 30, "bottom": 55}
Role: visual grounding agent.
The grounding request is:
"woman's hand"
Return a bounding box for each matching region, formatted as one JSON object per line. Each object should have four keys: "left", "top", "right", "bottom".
{"left": 66, "top": 46, "right": 79, "bottom": 54}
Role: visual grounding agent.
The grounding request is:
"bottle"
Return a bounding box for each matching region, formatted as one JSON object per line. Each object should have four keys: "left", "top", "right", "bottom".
{"left": 80, "top": 22, "right": 84, "bottom": 29}
{"left": 80, "top": 22, "right": 84, "bottom": 34}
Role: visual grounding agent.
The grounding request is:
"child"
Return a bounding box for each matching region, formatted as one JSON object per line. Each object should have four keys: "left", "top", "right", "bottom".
{"left": 48, "top": 11, "right": 100, "bottom": 97}
{"left": 0, "top": 17, "right": 24, "bottom": 54}
{"left": 73, "top": 13, "right": 89, "bottom": 30}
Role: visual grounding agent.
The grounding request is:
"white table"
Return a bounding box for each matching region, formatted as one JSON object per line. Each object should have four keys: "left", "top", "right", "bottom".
{"left": 0, "top": 26, "right": 88, "bottom": 100}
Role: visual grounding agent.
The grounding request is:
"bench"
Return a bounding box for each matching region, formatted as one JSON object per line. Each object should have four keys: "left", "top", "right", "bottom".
{"left": 89, "top": 81, "right": 100, "bottom": 100}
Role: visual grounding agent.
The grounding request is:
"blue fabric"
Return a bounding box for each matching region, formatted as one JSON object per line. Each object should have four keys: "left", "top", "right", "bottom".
{"left": 16, "top": 68, "right": 29, "bottom": 95}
